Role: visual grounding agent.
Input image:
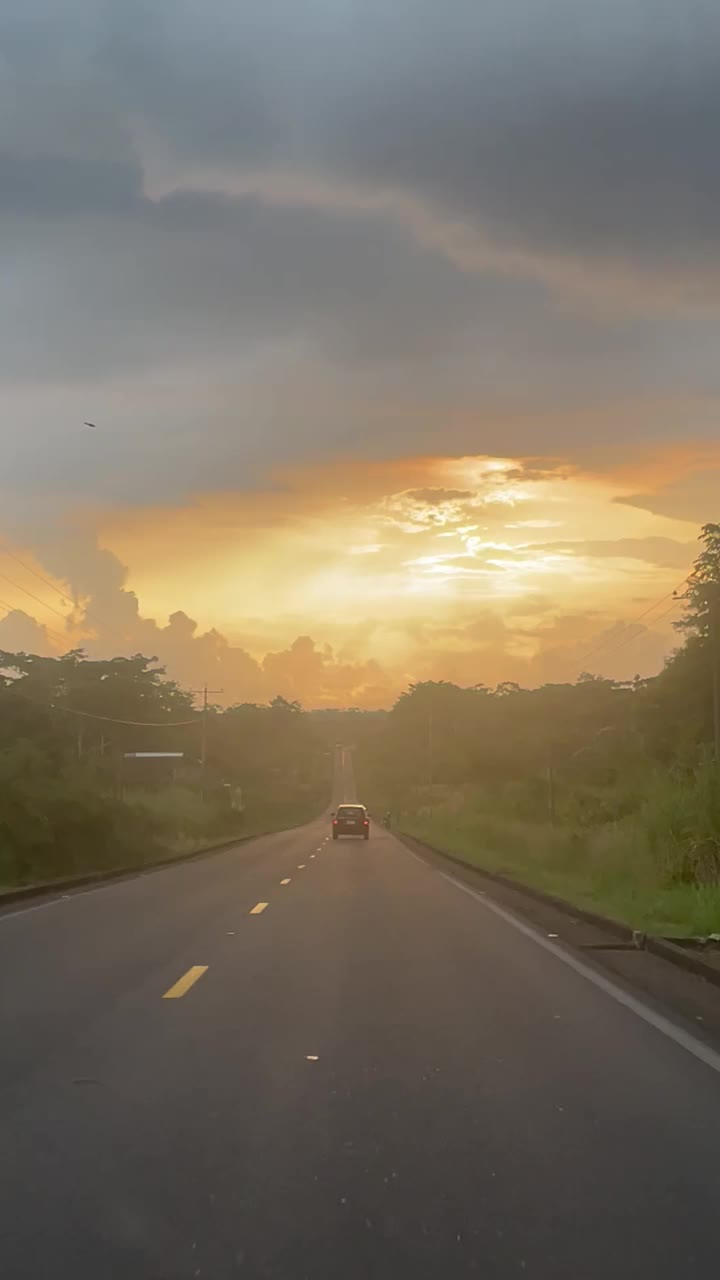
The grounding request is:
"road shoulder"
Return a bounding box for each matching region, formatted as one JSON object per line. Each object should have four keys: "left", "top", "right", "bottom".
{"left": 395, "top": 830, "right": 720, "bottom": 1051}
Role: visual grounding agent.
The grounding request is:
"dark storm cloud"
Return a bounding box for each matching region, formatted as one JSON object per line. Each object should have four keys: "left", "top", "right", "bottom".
{"left": 6, "top": 1, "right": 720, "bottom": 262}
{"left": 0, "top": 152, "right": 143, "bottom": 218}
{"left": 94, "top": 0, "right": 720, "bottom": 265}
{"left": 3, "top": 1, "right": 720, "bottom": 509}
{"left": 7, "top": 176, "right": 707, "bottom": 507}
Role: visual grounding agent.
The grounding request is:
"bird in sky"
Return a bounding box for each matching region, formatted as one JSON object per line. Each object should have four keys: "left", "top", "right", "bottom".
{"left": 83, "top": 422, "right": 97, "bottom": 429}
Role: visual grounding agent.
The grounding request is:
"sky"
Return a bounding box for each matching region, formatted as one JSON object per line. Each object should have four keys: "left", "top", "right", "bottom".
{"left": 2, "top": 1, "right": 720, "bottom": 707}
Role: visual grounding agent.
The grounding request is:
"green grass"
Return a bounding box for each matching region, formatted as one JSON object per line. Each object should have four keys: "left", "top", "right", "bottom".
{"left": 362, "top": 774, "right": 720, "bottom": 938}
{"left": 0, "top": 780, "right": 329, "bottom": 894}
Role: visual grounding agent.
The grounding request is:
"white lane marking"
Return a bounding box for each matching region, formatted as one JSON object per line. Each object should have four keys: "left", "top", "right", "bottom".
{"left": 0, "top": 877, "right": 124, "bottom": 922}
{"left": 298, "top": 864, "right": 306, "bottom": 869}
{"left": 400, "top": 845, "right": 430, "bottom": 868}
{"left": 0, "top": 831, "right": 286, "bottom": 923}
{"left": 0, "top": 898, "right": 63, "bottom": 922}
{"left": 439, "top": 872, "right": 720, "bottom": 1078}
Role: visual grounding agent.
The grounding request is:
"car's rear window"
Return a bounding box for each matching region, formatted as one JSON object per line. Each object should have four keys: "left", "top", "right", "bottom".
{"left": 337, "top": 806, "right": 365, "bottom": 817}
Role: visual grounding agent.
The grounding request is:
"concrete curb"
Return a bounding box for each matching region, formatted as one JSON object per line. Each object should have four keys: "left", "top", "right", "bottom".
{"left": 0, "top": 830, "right": 266, "bottom": 909}
{"left": 397, "top": 830, "right": 720, "bottom": 992}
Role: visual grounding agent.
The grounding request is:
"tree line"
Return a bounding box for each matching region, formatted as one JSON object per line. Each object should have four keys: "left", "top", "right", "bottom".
{"left": 356, "top": 523, "right": 720, "bottom": 800}
{"left": 352, "top": 526, "right": 720, "bottom": 929}
{"left": 0, "top": 651, "right": 330, "bottom": 888}
{"left": 3, "top": 523, "right": 720, "bottom": 903}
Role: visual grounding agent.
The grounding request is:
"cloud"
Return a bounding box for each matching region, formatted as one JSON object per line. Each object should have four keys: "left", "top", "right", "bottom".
{"left": 102, "top": 1, "right": 720, "bottom": 281}
{"left": 619, "top": 475, "right": 720, "bottom": 525}
{"left": 3, "top": 2, "right": 720, "bottom": 517}
{"left": 0, "top": 452, "right": 696, "bottom": 703}
{"left": 1, "top": 5, "right": 716, "bottom": 696}
{"left": 404, "top": 488, "right": 474, "bottom": 506}
{"left": 538, "top": 536, "right": 695, "bottom": 570}
{"left": 0, "top": 608, "right": 54, "bottom": 655}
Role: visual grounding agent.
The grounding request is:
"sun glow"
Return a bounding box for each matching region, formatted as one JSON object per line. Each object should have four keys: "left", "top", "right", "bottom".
{"left": 82, "top": 448, "right": 702, "bottom": 699}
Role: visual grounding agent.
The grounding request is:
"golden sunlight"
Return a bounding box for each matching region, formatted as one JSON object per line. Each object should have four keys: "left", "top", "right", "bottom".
{"left": 80, "top": 450, "right": 701, "bottom": 699}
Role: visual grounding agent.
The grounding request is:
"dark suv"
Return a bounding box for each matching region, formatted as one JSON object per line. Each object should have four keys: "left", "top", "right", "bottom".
{"left": 332, "top": 804, "right": 370, "bottom": 840}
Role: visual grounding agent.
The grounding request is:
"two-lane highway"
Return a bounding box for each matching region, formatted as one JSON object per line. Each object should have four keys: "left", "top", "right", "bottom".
{"left": 1, "top": 754, "right": 719, "bottom": 1277}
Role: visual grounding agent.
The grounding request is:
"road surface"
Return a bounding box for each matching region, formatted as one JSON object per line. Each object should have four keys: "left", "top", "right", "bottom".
{"left": 1, "top": 747, "right": 719, "bottom": 1278}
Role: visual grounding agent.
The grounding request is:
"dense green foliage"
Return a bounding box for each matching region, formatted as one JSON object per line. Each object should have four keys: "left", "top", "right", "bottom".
{"left": 5, "top": 525, "right": 720, "bottom": 931}
{"left": 0, "top": 657, "right": 330, "bottom": 890}
{"left": 355, "top": 527, "right": 720, "bottom": 935}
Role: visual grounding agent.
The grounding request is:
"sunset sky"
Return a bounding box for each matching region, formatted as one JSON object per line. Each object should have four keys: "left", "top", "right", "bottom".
{"left": 3, "top": 2, "right": 720, "bottom": 707}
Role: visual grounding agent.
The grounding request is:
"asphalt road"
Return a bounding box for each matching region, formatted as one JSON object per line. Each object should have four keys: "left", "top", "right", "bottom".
{"left": 1, "top": 748, "right": 719, "bottom": 1278}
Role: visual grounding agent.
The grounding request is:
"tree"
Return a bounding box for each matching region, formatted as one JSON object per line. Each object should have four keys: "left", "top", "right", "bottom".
{"left": 675, "top": 523, "right": 720, "bottom": 639}
{"left": 0, "top": 649, "right": 199, "bottom": 767}
{"left": 672, "top": 523, "right": 720, "bottom": 758}
{"left": 269, "top": 695, "right": 302, "bottom": 715}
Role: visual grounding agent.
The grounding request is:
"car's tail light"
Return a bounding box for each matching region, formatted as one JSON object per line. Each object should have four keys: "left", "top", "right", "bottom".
{"left": 332, "top": 819, "right": 338, "bottom": 825}
{"left": 363, "top": 819, "right": 369, "bottom": 826}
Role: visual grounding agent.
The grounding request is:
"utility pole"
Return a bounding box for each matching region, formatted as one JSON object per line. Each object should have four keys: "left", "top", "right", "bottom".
{"left": 546, "top": 742, "right": 556, "bottom": 826}
{"left": 189, "top": 686, "right": 223, "bottom": 792}
{"left": 428, "top": 705, "right": 434, "bottom": 817}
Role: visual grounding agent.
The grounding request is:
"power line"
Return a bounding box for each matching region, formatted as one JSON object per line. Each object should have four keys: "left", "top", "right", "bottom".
{"left": 51, "top": 704, "right": 198, "bottom": 727}
{"left": 0, "top": 594, "right": 73, "bottom": 648}
{"left": 581, "top": 598, "right": 683, "bottom": 669}
{"left": 642, "top": 598, "right": 683, "bottom": 628}
{"left": 0, "top": 543, "right": 109, "bottom": 635}
{"left": 574, "top": 577, "right": 688, "bottom": 672}
{"left": 0, "top": 562, "right": 109, "bottom": 650}
{"left": 0, "top": 542, "right": 73, "bottom": 608}
{"left": 0, "top": 570, "right": 71, "bottom": 625}
{"left": 0, "top": 679, "right": 198, "bottom": 728}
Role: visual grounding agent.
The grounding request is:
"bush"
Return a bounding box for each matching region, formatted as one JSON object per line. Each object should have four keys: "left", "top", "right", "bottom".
{"left": 359, "top": 773, "right": 720, "bottom": 935}
{"left": 125, "top": 787, "right": 229, "bottom": 846}
{"left": 0, "top": 743, "right": 166, "bottom": 886}
{"left": 640, "top": 764, "right": 720, "bottom": 885}
{"left": 0, "top": 748, "right": 330, "bottom": 891}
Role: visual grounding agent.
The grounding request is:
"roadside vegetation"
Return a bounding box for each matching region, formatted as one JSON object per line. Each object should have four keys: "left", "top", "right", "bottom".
{"left": 356, "top": 525, "right": 720, "bottom": 938}
{"left": 0, "top": 653, "right": 330, "bottom": 891}
{"left": 6, "top": 523, "right": 720, "bottom": 932}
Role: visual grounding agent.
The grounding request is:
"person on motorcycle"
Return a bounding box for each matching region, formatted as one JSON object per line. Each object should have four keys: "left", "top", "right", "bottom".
{"left": 383, "top": 811, "right": 392, "bottom": 829}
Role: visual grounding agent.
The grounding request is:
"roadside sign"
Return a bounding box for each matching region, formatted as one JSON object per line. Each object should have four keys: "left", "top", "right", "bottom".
{"left": 123, "top": 752, "right": 185, "bottom": 759}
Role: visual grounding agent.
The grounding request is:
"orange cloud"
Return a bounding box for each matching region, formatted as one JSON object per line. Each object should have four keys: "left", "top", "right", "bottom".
{"left": 1, "top": 448, "right": 706, "bottom": 705}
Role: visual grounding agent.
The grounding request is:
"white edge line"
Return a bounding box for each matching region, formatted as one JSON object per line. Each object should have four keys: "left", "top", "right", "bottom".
{"left": 0, "top": 897, "right": 64, "bottom": 922}
{"left": 402, "top": 846, "right": 430, "bottom": 868}
{"left": 0, "top": 877, "right": 124, "bottom": 922}
{"left": 438, "top": 871, "right": 720, "bottom": 1077}
{"left": 3, "top": 826, "right": 330, "bottom": 923}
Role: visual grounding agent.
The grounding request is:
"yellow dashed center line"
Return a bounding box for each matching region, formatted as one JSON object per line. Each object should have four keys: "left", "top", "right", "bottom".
{"left": 249, "top": 902, "right": 269, "bottom": 914}
{"left": 280, "top": 878, "right": 291, "bottom": 885}
{"left": 162, "top": 966, "right": 208, "bottom": 999}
